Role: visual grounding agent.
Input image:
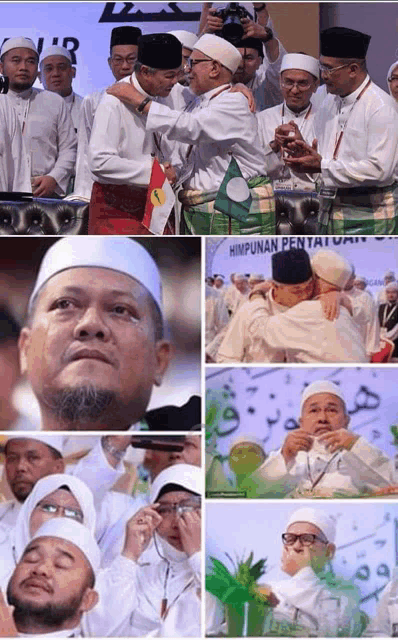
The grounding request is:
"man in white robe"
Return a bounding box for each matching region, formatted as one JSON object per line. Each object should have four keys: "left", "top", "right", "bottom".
{"left": 205, "top": 284, "right": 229, "bottom": 347}
{"left": 245, "top": 380, "right": 393, "bottom": 498}
{"left": 0, "top": 37, "right": 76, "bottom": 197}
{"left": 345, "top": 267, "right": 380, "bottom": 358}
{"left": 365, "top": 568, "right": 398, "bottom": 636}
{"left": 0, "top": 95, "right": 31, "bottom": 193}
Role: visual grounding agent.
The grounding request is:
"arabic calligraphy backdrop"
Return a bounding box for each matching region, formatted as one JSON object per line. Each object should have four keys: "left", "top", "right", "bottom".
{"left": 206, "top": 367, "right": 398, "bottom": 469}
{"left": 206, "top": 502, "right": 397, "bottom": 618}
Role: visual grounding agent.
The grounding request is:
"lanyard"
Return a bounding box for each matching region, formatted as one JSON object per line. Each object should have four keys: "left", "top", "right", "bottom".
{"left": 382, "top": 303, "right": 398, "bottom": 327}
{"left": 281, "top": 102, "right": 312, "bottom": 133}
{"left": 333, "top": 78, "right": 372, "bottom": 160}
{"left": 306, "top": 451, "right": 340, "bottom": 490}
{"left": 19, "top": 93, "right": 32, "bottom": 135}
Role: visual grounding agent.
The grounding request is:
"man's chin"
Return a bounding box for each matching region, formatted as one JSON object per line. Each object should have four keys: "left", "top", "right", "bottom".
{"left": 43, "top": 385, "right": 116, "bottom": 424}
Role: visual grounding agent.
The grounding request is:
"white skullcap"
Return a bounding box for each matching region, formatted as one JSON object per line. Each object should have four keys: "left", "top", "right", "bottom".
{"left": 311, "top": 249, "right": 352, "bottom": 289}
{"left": 40, "top": 45, "right": 72, "bottom": 64}
{"left": 354, "top": 276, "right": 367, "bottom": 284}
{"left": 281, "top": 53, "right": 319, "bottom": 79}
{"left": 385, "top": 270, "right": 395, "bottom": 279}
{"left": 194, "top": 34, "right": 242, "bottom": 73}
{"left": 6, "top": 434, "right": 64, "bottom": 456}
{"left": 234, "top": 273, "right": 247, "bottom": 281}
{"left": 249, "top": 273, "right": 265, "bottom": 282}
{"left": 1, "top": 37, "right": 38, "bottom": 57}
{"left": 386, "top": 282, "right": 398, "bottom": 292}
{"left": 230, "top": 434, "right": 265, "bottom": 453}
{"left": 30, "top": 517, "right": 101, "bottom": 575}
{"left": 286, "top": 507, "right": 336, "bottom": 543}
{"left": 300, "top": 380, "right": 345, "bottom": 413}
{"left": 28, "top": 237, "right": 163, "bottom": 315}
{"left": 214, "top": 275, "right": 224, "bottom": 281}
{"left": 168, "top": 30, "right": 198, "bottom": 51}
{"left": 387, "top": 61, "right": 398, "bottom": 95}
{"left": 150, "top": 463, "right": 202, "bottom": 503}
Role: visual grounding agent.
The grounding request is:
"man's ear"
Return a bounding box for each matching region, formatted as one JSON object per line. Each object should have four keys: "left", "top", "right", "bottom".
{"left": 107, "top": 56, "right": 112, "bottom": 72}
{"left": 154, "top": 340, "right": 173, "bottom": 386}
{"left": 326, "top": 543, "right": 336, "bottom": 560}
{"left": 72, "top": 66, "right": 76, "bottom": 79}
{"left": 38, "top": 71, "right": 43, "bottom": 85}
{"left": 18, "top": 327, "right": 31, "bottom": 376}
{"left": 53, "top": 458, "right": 65, "bottom": 474}
{"left": 80, "top": 588, "right": 99, "bottom": 614}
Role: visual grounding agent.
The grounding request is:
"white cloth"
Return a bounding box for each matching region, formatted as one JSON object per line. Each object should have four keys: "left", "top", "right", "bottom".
{"left": 0, "top": 95, "right": 31, "bottom": 192}
{"left": 205, "top": 285, "right": 229, "bottom": 346}
{"left": 258, "top": 299, "right": 368, "bottom": 363}
{"left": 7, "top": 87, "right": 76, "bottom": 195}
{"left": 365, "top": 567, "right": 398, "bottom": 637}
{"left": 146, "top": 85, "right": 267, "bottom": 191}
{"left": 223, "top": 283, "right": 240, "bottom": 313}
{"left": 64, "top": 90, "right": 83, "bottom": 131}
{"left": 216, "top": 291, "right": 287, "bottom": 362}
{"left": 72, "top": 88, "right": 104, "bottom": 200}
{"left": 256, "top": 101, "right": 317, "bottom": 190}
{"left": 251, "top": 435, "right": 392, "bottom": 497}
{"left": 18, "top": 628, "right": 81, "bottom": 637}
{"left": 347, "top": 288, "right": 380, "bottom": 355}
{"left": 315, "top": 75, "right": 398, "bottom": 188}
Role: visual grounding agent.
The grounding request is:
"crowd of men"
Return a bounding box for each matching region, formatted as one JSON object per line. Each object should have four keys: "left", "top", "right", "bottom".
{"left": 206, "top": 251, "right": 398, "bottom": 363}
{"left": 1, "top": 3, "right": 398, "bottom": 234}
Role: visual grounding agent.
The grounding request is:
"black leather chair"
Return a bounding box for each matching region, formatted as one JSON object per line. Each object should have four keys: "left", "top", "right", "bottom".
{"left": 275, "top": 190, "right": 319, "bottom": 235}
{"left": 0, "top": 198, "right": 89, "bottom": 235}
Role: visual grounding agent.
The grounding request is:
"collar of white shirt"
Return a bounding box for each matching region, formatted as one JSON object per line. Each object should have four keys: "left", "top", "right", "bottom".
{"left": 338, "top": 73, "right": 370, "bottom": 107}
{"left": 9, "top": 87, "right": 34, "bottom": 100}
{"left": 198, "top": 83, "right": 231, "bottom": 106}
{"left": 128, "top": 71, "right": 151, "bottom": 99}
{"left": 284, "top": 101, "right": 312, "bottom": 120}
{"left": 63, "top": 91, "right": 75, "bottom": 104}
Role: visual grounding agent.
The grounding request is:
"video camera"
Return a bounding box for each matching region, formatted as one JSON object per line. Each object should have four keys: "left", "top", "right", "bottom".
{"left": 0, "top": 75, "right": 9, "bottom": 94}
{"left": 215, "top": 2, "right": 253, "bottom": 43}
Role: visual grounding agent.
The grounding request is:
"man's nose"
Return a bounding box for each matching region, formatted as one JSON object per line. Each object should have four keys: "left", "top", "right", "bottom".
{"left": 73, "top": 307, "right": 111, "bottom": 341}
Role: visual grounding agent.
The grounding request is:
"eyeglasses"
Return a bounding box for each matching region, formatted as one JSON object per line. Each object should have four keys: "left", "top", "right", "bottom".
{"left": 282, "top": 533, "right": 328, "bottom": 546}
{"left": 185, "top": 58, "right": 211, "bottom": 70}
{"left": 281, "top": 79, "right": 312, "bottom": 91}
{"left": 157, "top": 499, "right": 201, "bottom": 517}
{"left": 36, "top": 501, "right": 84, "bottom": 523}
{"left": 319, "top": 63, "right": 351, "bottom": 76}
{"left": 110, "top": 56, "right": 137, "bottom": 66}
{"left": 388, "top": 75, "right": 398, "bottom": 83}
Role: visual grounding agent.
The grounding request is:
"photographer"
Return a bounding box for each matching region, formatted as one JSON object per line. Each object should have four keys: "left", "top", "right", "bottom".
{"left": 199, "top": 2, "right": 286, "bottom": 110}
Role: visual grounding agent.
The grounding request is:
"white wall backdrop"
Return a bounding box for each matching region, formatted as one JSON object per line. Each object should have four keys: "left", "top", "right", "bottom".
{"left": 206, "top": 367, "right": 398, "bottom": 470}
{"left": 206, "top": 502, "right": 398, "bottom": 619}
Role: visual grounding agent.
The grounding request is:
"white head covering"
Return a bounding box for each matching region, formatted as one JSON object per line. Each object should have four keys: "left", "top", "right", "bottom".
{"left": 286, "top": 507, "right": 336, "bottom": 543}
{"left": 30, "top": 517, "right": 101, "bottom": 575}
{"left": 311, "top": 249, "right": 352, "bottom": 289}
{"left": 234, "top": 273, "right": 247, "bottom": 282}
{"left": 300, "top": 380, "right": 345, "bottom": 413}
{"left": 194, "top": 34, "right": 242, "bottom": 74}
{"left": 280, "top": 53, "right": 319, "bottom": 79}
{"left": 40, "top": 45, "right": 72, "bottom": 64}
{"left": 387, "top": 61, "right": 398, "bottom": 95}
{"left": 229, "top": 434, "right": 265, "bottom": 454}
{"left": 214, "top": 275, "right": 225, "bottom": 282}
{"left": 14, "top": 473, "right": 96, "bottom": 562}
{"left": 150, "top": 463, "right": 202, "bottom": 503}
{"left": 6, "top": 434, "right": 63, "bottom": 456}
{"left": 168, "top": 30, "right": 198, "bottom": 51}
{"left": 386, "top": 282, "right": 398, "bottom": 292}
{"left": 385, "top": 270, "right": 395, "bottom": 280}
{"left": 1, "top": 37, "right": 38, "bottom": 57}
{"left": 28, "top": 237, "right": 163, "bottom": 315}
{"left": 249, "top": 273, "right": 265, "bottom": 282}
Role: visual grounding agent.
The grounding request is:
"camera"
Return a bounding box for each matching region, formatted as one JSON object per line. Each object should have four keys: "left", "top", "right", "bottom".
{"left": 0, "top": 75, "right": 9, "bottom": 94}
{"left": 215, "top": 2, "right": 252, "bottom": 43}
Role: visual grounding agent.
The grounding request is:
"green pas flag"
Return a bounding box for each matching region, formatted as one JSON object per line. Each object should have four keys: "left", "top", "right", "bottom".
{"left": 214, "top": 157, "right": 252, "bottom": 222}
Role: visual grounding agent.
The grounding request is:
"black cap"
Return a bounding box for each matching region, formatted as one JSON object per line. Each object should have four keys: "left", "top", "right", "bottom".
{"left": 320, "top": 27, "right": 371, "bottom": 59}
{"left": 234, "top": 37, "right": 264, "bottom": 58}
{"left": 0, "top": 306, "right": 20, "bottom": 344}
{"left": 272, "top": 249, "right": 312, "bottom": 284}
{"left": 137, "top": 33, "right": 182, "bottom": 70}
{"left": 110, "top": 26, "right": 142, "bottom": 50}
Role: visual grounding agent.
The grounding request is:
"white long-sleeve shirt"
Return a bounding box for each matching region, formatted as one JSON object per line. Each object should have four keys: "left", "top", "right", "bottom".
{"left": 146, "top": 85, "right": 266, "bottom": 191}
{"left": 365, "top": 568, "right": 398, "bottom": 637}
{"left": 315, "top": 75, "right": 398, "bottom": 188}
{"left": 246, "top": 39, "right": 286, "bottom": 112}
{"left": 205, "top": 285, "right": 229, "bottom": 346}
{"left": 0, "top": 95, "right": 31, "bottom": 192}
{"left": 64, "top": 90, "right": 83, "bottom": 131}
{"left": 7, "top": 87, "right": 76, "bottom": 195}
{"left": 347, "top": 287, "right": 380, "bottom": 355}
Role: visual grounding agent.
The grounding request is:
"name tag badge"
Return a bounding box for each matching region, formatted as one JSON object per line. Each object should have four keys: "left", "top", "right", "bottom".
{"left": 319, "top": 185, "right": 338, "bottom": 199}
{"left": 274, "top": 178, "right": 294, "bottom": 191}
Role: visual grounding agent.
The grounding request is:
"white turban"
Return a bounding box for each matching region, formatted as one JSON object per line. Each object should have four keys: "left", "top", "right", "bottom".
{"left": 6, "top": 434, "right": 64, "bottom": 456}
{"left": 385, "top": 270, "right": 395, "bottom": 279}
{"left": 40, "top": 45, "right": 72, "bottom": 64}
{"left": 286, "top": 507, "right": 337, "bottom": 543}
{"left": 14, "top": 473, "right": 96, "bottom": 561}
{"left": 168, "top": 30, "right": 198, "bottom": 51}
{"left": 194, "top": 34, "right": 242, "bottom": 74}
{"left": 28, "top": 237, "right": 163, "bottom": 315}
{"left": 300, "top": 380, "right": 345, "bottom": 413}
{"left": 31, "top": 517, "right": 100, "bottom": 575}
{"left": 249, "top": 273, "right": 265, "bottom": 282}
{"left": 311, "top": 249, "right": 352, "bottom": 289}
{"left": 150, "top": 463, "right": 202, "bottom": 503}
{"left": 281, "top": 53, "right": 319, "bottom": 79}
{"left": 387, "top": 61, "right": 398, "bottom": 96}
{"left": 1, "top": 37, "right": 38, "bottom": 57}
{"left": 386, "top": 282, "right": 398, "bottom": 292}
{"left": 229, "top": 434, "right": 265, "bottom": 454}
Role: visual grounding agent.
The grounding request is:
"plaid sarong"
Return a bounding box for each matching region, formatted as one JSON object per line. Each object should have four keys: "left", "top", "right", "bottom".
{"left": 179, "top": 176, "right": 275, "bottom": 235}
{"left": 318, "top": 182, "right": 398, "bottom": 235}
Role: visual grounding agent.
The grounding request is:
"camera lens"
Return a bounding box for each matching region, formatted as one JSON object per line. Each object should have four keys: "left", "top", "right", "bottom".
{"left": 0, "top": 75, "right": 9, "bottom": 94}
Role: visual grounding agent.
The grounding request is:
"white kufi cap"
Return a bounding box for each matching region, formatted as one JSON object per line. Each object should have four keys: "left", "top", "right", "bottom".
{"left": 385, "top": 270, "right": 395, "bottom": 279}
{"left": 230, "top": 434, "right": 265, "bottom": 453}
{"left": 168, "top": 30, "right": 198, "bottom": 51}
{"left": 40, "top": 45, "right": 72, "bottom": 63}
{"left": 30, "top": 517, "right": 101, "bottom": 575}
{"left": 194, "top": 34, "right": 242, "bottom": 74}
{"left": 281, "top": 53, "right": 319, "bottom": 79}
{"left": 387, "top": 61, "right": 398, "bottom": 95}
{"left": 150, "top": 463, "right": 202, "bottom": 503}
{"left": 1, "top": 37, "right": 38, "bottom": 57}
{"left": 7, "top": 434, "right": 64, "bottom": 456}
{"left": 28, "top": 237, "right": 163, "bottom": 315}
{"left": 386, "top": 282, "right": 398, "bottom": 292}
{"left": 311, "top": 249, "right": 352, "bottom": 289}
{"left": 234, "top": 273, "right": 247, "bottom": 282}
{"left": 300, "top": 380, "right": 345, "bottom": 413}
{"left": 249, "top": 273, "right": 265, "bottom": 282}
{"left": 286, "top": 507, "right": 337, "bottom": 543}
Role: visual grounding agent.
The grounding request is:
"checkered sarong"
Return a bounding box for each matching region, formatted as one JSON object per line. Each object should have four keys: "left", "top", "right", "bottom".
{"left": 179, "top": 176, "right": 275, "bottom": 235}
{"left": 318, "top": 182, "right": 398, "bottom": 235}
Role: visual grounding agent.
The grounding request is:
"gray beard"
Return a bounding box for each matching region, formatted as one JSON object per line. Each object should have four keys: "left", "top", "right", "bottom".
{"left": 44, "top": 385, "right": 115, "bottom": 424}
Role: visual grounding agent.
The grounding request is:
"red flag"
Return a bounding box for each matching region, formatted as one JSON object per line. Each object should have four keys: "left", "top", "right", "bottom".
{"left": 143, "top": 157, "right": 175, "bottom": 235}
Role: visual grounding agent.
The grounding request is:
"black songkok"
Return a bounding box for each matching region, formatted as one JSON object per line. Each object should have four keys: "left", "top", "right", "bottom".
{"left": 110, "top": 26, "right": 142, "bottom": 50}
{"left": 320, "top": 27, "right": 371, "bottom": 59}
{"left": 137, "top": 33, "right": 182, "bottom": 70}
{"left": 272, "top": 249, "right": 312, "bottom": 284}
